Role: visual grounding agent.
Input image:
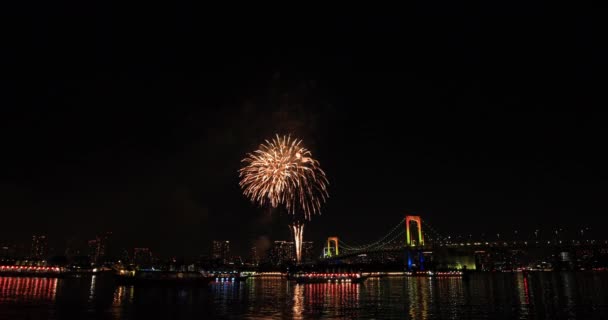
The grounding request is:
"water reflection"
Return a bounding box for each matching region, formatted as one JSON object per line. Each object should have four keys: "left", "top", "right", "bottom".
{"left": 407, "top": 277, "right": 460, "bottom": 319}
{"left": 1, "top": 273, "right": 608, "bottom": 319}
{"left": 514, "top": 274, "right": 531, "bottom": 317}
{"left": 560, "top": 272, "right": 576, "bottom": 319}
{"left": 89, "top": 275, "right": 97, "bottom": 301}
{"left": 292, "top": 284, "right": 304, "bottom": 319}
{"left": 304, "top": 282, "right": 361, "bottom": 318}
{"left": 0, "top": 276, "right": 58, "bottom": 303}
{"left": 113, "top": 285, "right": 135, "bottom": 306}
{"left": 406, "top": 278, "right": 428, "bottom": 320}
{"left": 211, "top": 280, "right": 245, "bottom": 315}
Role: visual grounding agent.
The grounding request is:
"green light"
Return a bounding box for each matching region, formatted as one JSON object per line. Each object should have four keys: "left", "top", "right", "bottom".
{"left": 327, "top": 237, "right": 339, "bottom": 257}
{"left": 406, "top": 216, "right": 424, "bottom": 247}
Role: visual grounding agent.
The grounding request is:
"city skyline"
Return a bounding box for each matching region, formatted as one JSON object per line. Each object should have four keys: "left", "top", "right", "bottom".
{"left": 1, "top": 4, "right": 604, "bottom": 320}
{"left": 0, "top": 220, "right": 603, "bottom": 263}
{"left": 2, "top": 10, "right": 603, "bottom": 259}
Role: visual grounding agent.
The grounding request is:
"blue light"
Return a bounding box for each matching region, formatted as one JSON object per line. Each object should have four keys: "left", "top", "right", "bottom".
{"left": 419, "top": 253, "right": 425, "bottom": 271}
{"left": 407, "top": 253, "right": 412, "bottom": 269}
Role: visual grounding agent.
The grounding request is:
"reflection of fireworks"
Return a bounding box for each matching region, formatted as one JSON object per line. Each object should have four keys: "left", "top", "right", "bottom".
{"left": 239, "top": 134, "right": 328, "bottom": 220}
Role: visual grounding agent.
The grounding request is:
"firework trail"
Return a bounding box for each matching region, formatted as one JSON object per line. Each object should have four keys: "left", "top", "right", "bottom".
{"left": 291, "top": 222, "right": 304, "bottom": 263}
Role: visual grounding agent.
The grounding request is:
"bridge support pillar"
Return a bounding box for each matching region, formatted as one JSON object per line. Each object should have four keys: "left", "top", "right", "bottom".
{"left": 405, "top": 249, "right": 426, "bottom": 271}
{"left": 406, "top": 215, "right": 424, "bottom": 247}
{"left": 326, "top": 237, "right": 339, "bottom": 257}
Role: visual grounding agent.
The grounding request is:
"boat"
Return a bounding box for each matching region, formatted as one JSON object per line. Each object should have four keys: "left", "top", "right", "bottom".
{"left": 0, "top": 265, "right": 66, "bottom": 278}
{"left": 404, "top": 270, "right": 463, "bottom": 277}
{"left": 365, "top": 271, "right": 410, "bottom": 278}
{"left": 114, "top": 269, "right": 214, "bottom": 287}
{"left": 210, "top": 272, "right": 249, "bottom": 282}
{"left": 291, "top": 272, "right": 368, "bottom": 284}
{"left": 248, "top": 271, "right": 286, "bottom": 278}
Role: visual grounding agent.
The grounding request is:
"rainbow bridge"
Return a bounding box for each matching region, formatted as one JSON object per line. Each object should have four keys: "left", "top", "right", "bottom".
{"left": 321, "top": 215, "right": 439, "bottom": 270}
{"left": 320, "top": 214, "right": 605, "bottom": 271}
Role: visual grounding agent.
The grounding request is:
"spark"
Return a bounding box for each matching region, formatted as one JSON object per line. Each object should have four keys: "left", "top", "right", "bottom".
{"left": 239, "top": 134, "right": 329, "bottom": 220}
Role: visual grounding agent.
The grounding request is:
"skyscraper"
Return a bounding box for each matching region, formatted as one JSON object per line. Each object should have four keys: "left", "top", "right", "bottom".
{"left": 88, "top": 232, "right": 112, "bottom": 264}
{"left": 31, "top": 235, "right": 48, "bottom": 260}
{"left": 302, "top": 241, "right": 314, "bottom": 263}
{"left": 88, "top": 239, "right": 99, "bottom": 264}
{"left": 212, "top": 241, "right": 230, "bottom": 264}
{"left": 249, "top": 246, "right": 259, "bottom": 266}
{"left": 96, "top": 231, "right": 112, "bottom": 263}
{"left": 285, "top": 242, "right": 295, "bottom": 263}
{"left": 269, "top": 241, "right": 296, "bottom": 266}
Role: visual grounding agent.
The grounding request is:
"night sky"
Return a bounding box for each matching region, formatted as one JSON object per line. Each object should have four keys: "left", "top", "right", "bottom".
{"left": 1, "top": 5, "right": 603, "bottom": 258}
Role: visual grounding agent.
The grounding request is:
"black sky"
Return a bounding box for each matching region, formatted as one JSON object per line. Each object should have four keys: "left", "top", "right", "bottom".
{"left": 1, "top": 5, "right": 604, "bottom": 257}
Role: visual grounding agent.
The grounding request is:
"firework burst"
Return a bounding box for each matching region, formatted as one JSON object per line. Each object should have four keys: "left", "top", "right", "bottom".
{"left": 239, "top": 134, "right": 329, "bottom": 220}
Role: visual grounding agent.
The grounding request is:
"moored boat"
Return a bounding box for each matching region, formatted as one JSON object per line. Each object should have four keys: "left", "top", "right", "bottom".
{"left": 404, "top": 270, "right": 463, "bottom": 277}
{"left": 292, "top": 272, "right": 367, "bottom": 284}
{"left": 211, "top": 272, "right": 249, "bottom": 282}
{"left": 0, "top": 265, "right": 66, "bottom": 278}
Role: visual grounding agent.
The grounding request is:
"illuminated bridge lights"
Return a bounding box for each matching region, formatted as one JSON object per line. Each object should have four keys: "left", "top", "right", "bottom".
{"left": 406, "top": 215, "right": 424, "bottom": 247}
{"left": 326, "top": 237, "right": 339, "bottom": 257}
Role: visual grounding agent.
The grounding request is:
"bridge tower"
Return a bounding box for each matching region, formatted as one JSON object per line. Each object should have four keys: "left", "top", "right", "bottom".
{"left": 405, "top": 215, "right": 424, "bottom": 247}
{"left": 326, "top": 237, "right": 339, "bottom": 257}
{"left": 405, "top": 215, "right": 425, "bottom": 271}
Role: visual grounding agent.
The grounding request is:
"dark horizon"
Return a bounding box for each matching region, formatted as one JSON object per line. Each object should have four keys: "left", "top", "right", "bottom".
{"left": 1, "top": 7, "right": 603, "bottom": 258}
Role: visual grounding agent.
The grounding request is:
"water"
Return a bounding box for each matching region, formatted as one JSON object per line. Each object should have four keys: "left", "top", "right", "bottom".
{"left": 1, "top": 273, "right": 607, "bottom": 319}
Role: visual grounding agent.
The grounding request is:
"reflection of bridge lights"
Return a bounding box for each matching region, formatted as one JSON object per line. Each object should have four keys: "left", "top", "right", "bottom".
{"left": 0, "top": 276, "right": 58, "bottom": 303}
{"left": 304, "top": 282, "right": 361, "bottom": 315}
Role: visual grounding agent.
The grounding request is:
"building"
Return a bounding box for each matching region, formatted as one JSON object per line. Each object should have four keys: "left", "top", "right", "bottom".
{"left": 31, "top": 235, "right": 48, "bottom": 259}
{"left": 133, "top": 248, "right": 152, "bottom": 266}
{"left": 302, "top": 241, "right": 314, "bottom": 263}
{"left": 212, "top": 240, "right": 230, "bottom": 264}
{"left": 269, "top": 241, "right": 295, "bottom": 266}
{"left": 96, "top": 232, "right": 112, "bottom": 263}
{"left": 88, "top": 232, "right": 112, "bottom": 264}
{"left": 284, "top": 242, "right": 295, "bottom": 263}
{"left": 87, "top": 239, "right": 99, "bottom": 264}
{"left": 249, "top": 246, "right": 260, "bottom": 266}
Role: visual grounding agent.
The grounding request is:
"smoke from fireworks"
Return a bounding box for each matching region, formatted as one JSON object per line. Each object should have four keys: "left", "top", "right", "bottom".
{"left": 239, "top": 134, "right": 329, "bottom": 220}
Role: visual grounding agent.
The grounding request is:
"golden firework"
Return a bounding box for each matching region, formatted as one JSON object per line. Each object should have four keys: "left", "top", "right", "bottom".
{"left": 239, "top": 134, "right": 329, "bottom": 220}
